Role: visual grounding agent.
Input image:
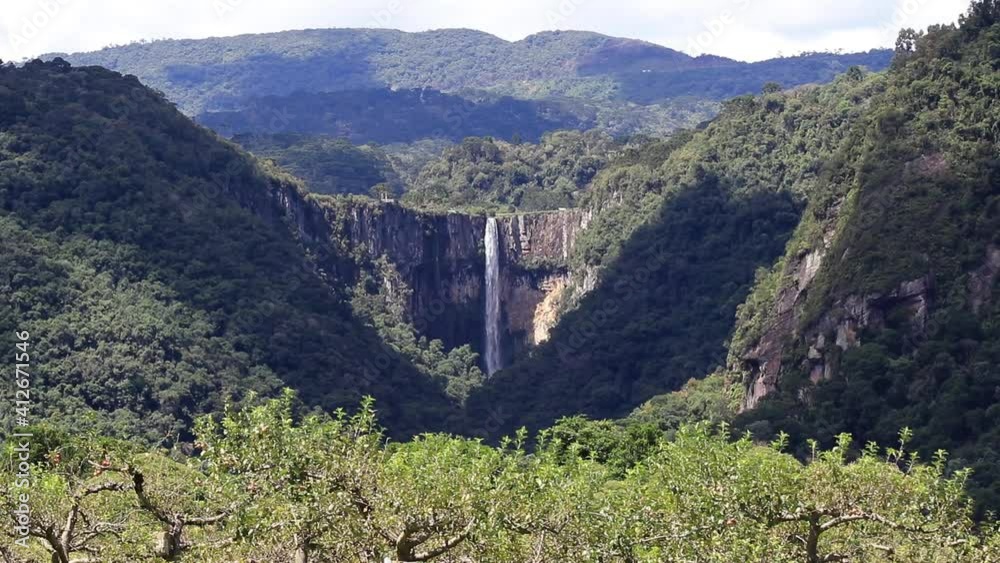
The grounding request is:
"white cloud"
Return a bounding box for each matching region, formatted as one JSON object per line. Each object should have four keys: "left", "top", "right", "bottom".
{"left": 0, "top": 0, "right": 974, "bottom": 62}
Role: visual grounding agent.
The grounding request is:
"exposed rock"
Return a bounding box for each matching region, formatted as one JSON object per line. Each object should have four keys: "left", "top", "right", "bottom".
{"left": 740, "top": 248, "right": 827, "bottom": 410}
{"left": 908, "top": 152, "right": 949, "bottom": 177}
{"left": 224, "top": 173, "right": 595, "bottom": 372}
{"left": 311, "top": 199, "right": 590, "bottom": 368}
{"left": 741, "top": 270, "right": 934, "bottom": 410}
{"left": 495, "top": 210, "right": 591, "bottom": 361}
{"left": 496, "top": 209, "right": 591, "bottom": 265}
{"left": 797, "top": 249, "right": 825, "bottom": 289}
{"left": 533, "top": 276, "right": 569, "bottom": 345}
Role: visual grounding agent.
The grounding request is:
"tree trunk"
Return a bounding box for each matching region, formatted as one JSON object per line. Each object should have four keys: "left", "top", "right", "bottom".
{"left": 294, "top": 544, "right": 309, "bottom": 563}
{"left": 805, "top": 513, "right": 821, "bottom": 563}
{"left": 154, "top": 523, "right": 183, "bottom": 561}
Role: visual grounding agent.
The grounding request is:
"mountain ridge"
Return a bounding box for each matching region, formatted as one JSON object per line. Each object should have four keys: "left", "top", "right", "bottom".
{"left": 47, "top": 27, "right": 891, "bottom": 121}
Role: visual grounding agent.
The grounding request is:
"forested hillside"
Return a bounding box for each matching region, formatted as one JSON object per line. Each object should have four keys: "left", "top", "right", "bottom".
{"left": 469, "top": 66, "right": 884, "bottom": 432}
{"left": 0, "top": 59, "right": 468, "bottom": 442}
{"left": 198, "top": 88, "right": 602, "bottom": 144}
{"left": 729, "top": 6, "right": 1000, "bottom": 511}
{"left": 469, "top": 1, "right": 1000, "bottom": 512}
{"left": 3, "top": 2, "right": 1000, "bottom": 559}
{"left": 404, "top": 130, "right": 619, "bottom": 211}
{"left": 52, "top": 28, "right": 891, "bottom": 115}
{"left": 232, "top": 133, "right": 402, "bottom": 196}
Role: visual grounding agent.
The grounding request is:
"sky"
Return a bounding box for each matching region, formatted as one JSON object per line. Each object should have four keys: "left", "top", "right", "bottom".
{"left": 0, "top": 0, "right": 972, "bottom": 63}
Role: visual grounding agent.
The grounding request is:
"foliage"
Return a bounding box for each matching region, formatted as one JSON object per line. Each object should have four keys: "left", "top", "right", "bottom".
{"left": 2, "top": 397, "right": 995, "bottom": 561}
{"left": 53, "top": 29, "right": 890, "bottom": 123}
{"left": 234, "top": 133, "right": 403, "bottom": 196}
{"left": 198, "top": 88, "right": 600, "bottom": 144}
{"left": 0, "top": 60, "right": 461, "bottom": 442}
{"left": 350, "top": 257, "right": 485, "bottom": 404}
{"left": 469, "top": 178, "right": 802, "bottom": 434}
{"left": 404, "top": 131, "right": 618, "bottom": 211}
{"left": 731, "top": 3, "right": 1000, "bottom": 514}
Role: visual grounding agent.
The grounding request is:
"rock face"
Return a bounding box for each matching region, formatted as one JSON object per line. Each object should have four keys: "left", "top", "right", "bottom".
{"left": 493, "top": 211, "right": 592, "bottom": 366}
{"left": 736, "top": 201, "right": 939, "bottom": 410}
{"left": 740, "top": 248, "right": 827, "bottom": 411}
{"left": 740, "top": 246, "right": 935, "bottom": 410}
{"left": 295, "top": 198, "right": 590, "bottom": 370}
{"left": 232, "top": 173, "right": 592, "bottom": 371}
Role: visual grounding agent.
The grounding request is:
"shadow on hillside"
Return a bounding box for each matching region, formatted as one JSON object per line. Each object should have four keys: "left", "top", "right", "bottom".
{"left": 464, "top": 176, "right": 803, "bottom": 439}
{"left": 164, "top": 52, "right": 384, "bottom": 112}
{"left": 194, "top": 85, "right": 592, "bottom": 144}
{"left": 614, "top": 51, "right": 893, "bottom": 105}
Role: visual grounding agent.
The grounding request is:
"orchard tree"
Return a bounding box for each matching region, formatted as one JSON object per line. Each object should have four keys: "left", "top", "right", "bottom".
{"left": 0, "top": 435, "right": 149, "bottom": 563}
{"left": 195, "top": 391, "right": 385, "bottom": 562}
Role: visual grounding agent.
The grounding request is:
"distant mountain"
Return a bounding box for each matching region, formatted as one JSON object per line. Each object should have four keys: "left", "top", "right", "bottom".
{"left": 52, "top": 28, "right": 892, "bottom": 127}
{"left": 199, "top": 88, "right": 597, "bottom": 143}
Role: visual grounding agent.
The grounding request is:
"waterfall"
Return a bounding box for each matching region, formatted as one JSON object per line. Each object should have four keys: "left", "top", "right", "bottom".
{"left": 484, "top": 217, "right": 502, "bottom": 376}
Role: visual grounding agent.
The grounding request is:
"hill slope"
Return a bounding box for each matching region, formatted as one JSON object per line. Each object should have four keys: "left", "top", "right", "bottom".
{"left": 0, "top": 59, "right": 462, "bottom": 442}
{"left": 469, "top": 3, "right": 1000, "bottom": 510}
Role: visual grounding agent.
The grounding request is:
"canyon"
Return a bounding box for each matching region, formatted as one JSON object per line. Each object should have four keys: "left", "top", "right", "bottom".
{"left": 267, "top": 183, "right": 593, "bottom": 373}
{"left": 329, "top": 202, "right": 592, "bottom": 372}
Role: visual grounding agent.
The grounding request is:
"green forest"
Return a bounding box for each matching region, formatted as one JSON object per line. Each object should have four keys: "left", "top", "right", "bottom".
{"left": 1, "top": 1, "right": 999, "bottom": 561}
{"left": 0, "top": 60, "right": 471, "bottom": 442}
{"left": 403, "top": 131, "right": 619, "bottom": 211}
{"left": 471, "top": 0, "right": 1000, "bottom": 517}
{"left": 52, "top": 28, "right": 891, "bottom": 116}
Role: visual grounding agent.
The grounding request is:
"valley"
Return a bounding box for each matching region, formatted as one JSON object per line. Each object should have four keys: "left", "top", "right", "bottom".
{"left": 1, "top": 1, "right": 999, "bottom": 560}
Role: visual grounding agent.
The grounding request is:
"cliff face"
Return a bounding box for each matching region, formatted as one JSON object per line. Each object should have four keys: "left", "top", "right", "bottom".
{"left": 284, "top": 196, "right": 591, "bottom": 370}
{"left": 494, "top": 211, "right": 592, "bottom": 363}
{"left": 734, "top": 160, "right": 993, "bottom": 411}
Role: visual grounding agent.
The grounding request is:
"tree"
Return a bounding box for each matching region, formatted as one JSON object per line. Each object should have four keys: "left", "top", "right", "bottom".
{"left": 0, "top": 437, "right": 143, "bottom": 563}
{"left": 961, "top": 0, "right": 1000, "bottom": 33}
{"left": 369, "top": 183, "right": 394, "bottom": 202}
{"left": 895, "top": 28, "right": 920, "bottom": 54}
{"left": 845, "top": 65, "right": 866, "bottom": 82}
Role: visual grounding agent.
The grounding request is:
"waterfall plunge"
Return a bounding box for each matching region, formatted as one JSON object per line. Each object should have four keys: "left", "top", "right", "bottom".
{"left": 484, "top": 217, "right": 502, "bottom": 376}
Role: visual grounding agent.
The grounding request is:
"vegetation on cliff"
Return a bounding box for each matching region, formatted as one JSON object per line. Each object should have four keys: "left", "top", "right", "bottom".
{"left": 403, "top": 131, "right": 618, "bottom": 211}
{"left": 731, "top": 2, "right": 1000, "bottom": 512}
{"left": 233, "top": 133, "right": 403, "bottom": 197}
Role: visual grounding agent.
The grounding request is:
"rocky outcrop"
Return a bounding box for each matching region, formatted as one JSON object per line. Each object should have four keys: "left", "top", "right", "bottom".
{"left": 493, "top": 211, "right": 591, "bottom": 363}
{"left": 740, "top": 248, "right": 827, "bottom": 410}
{"left": 495, "top": 211, "right": 591, "bottom": 265}
{"left": 741, "top": 255, "right": 935, "bottom": 410}
{"left": 240, "top": 171, "right": 593, "bottom": 372}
